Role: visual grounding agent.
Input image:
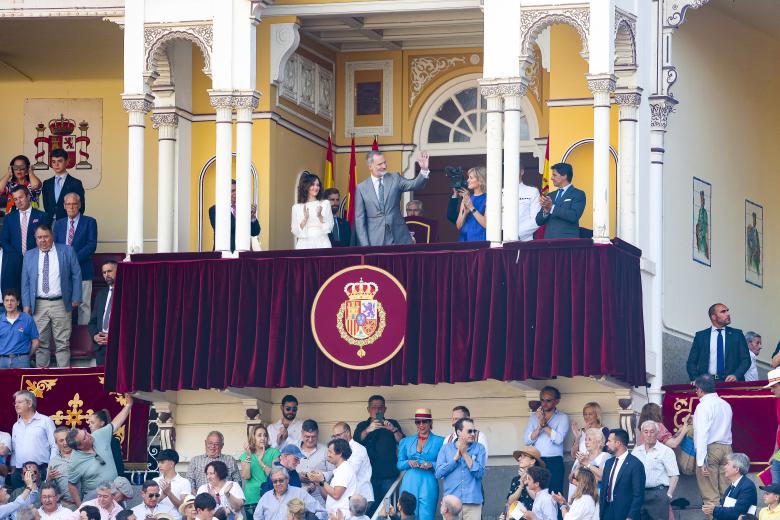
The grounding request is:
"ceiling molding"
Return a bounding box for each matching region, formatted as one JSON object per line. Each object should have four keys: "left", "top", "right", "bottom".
{"left": 263, "top": 0, "right": 481, "bottom": 17}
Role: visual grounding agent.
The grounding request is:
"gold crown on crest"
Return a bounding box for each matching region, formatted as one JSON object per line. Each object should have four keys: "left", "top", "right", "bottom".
{"left": 343, "top": 278, "right": 379, "bottom": 300}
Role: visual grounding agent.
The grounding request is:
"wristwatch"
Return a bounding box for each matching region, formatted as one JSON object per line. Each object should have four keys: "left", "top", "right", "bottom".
{"left": 319, "top": 479, "right": 326, "bottom": 487}
{"left": 470, "top": 208, "right": 476, "bottom": 214}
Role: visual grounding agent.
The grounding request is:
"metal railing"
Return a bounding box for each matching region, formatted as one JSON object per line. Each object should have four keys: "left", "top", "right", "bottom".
{"left": 370, "top": 472, "right": 405, "bottom": 520}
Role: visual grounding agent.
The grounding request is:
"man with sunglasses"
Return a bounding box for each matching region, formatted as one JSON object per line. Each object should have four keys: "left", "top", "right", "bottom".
{"left": 435, "top": 418, "right": 486, "bottom": 520}
{"left": 252, "top": 467, "right": 319, "bottom": 520}
{"left": 131, "top": 481, "right": 177, "bottom": 520}
{"left": 523, "top": 386, "right": 569, "bottom": 495}
{"left": 267, "top": 396, "right": 303, "bottom": 451}
{"left": 66, "top": 395, "right": 134, "bottom": 505}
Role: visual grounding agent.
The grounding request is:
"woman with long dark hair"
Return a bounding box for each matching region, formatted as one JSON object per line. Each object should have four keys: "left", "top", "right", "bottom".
{"left": 1, "top": 155, "right": 42, "bottom": 213}
{"left": 291, "top": 171, "right": 333, "bottom": 249}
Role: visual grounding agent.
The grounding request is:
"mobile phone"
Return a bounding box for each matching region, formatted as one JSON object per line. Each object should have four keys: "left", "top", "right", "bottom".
{"left": 376, "top": 412, "right": 385, "bottom": 423}
{"left": 383, "top": 497, "right": 390, "bottom": 514}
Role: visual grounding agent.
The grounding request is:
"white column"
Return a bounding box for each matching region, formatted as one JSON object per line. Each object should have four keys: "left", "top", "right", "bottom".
{"left": 209, "top": 91, "right": 234, "bottom": 253}
{"left": 501, "top": 81, "right": 527, "bottom": 243}
{"left": 614, "top": 89, "right": 642, "bottom": 244}
{"left": 122, "top": 95, "right": 153, "bottom": 255}
{"left": 152, "top": 112, "right": 178, "bottom": 253}
{"left": 233, "top": 92, "right": 260, "bottom": 252}
{"left": 586, "top": 74, "right": 617, "bottom": 244}
{"left": 479, "top": 82, "right": 504, "bottom": 244}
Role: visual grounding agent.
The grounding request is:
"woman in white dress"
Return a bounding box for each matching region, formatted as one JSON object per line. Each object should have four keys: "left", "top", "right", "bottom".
{"left": 567, "top": 428, "right": 610, "bottom": 498}
{"left": 553, "top": 467, "right": 599, "bottom": 520}
{"left": 291, "top": 171, "right": 334, "bottom": 249}
{"left": 196, "top": 461, "right": 245, "bottom": 520}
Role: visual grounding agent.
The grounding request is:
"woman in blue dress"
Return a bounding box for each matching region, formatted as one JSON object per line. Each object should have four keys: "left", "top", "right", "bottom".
{"left": 456, "top": 166, "right": 487, "bottom": 242}
{"left": 396, "top": 409, "right": 444, "bottom": 520}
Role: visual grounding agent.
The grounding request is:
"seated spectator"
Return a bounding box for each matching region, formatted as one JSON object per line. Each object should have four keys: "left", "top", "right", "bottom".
{"left": 286, "top": 498, "right": 305, "bottom": 520}
{"left": 15, "top": 506, "right": 36, "bottom": 520}
{"left": 87, "top": 411, "right": 124, "bottom": 478}
{"left": 313, "top": 438, "right": 356, "bottom": 518}
{"left": 79, "top": 505, "right": 101, "bottom": 520}
{"left": 187, "top": 432, "right": 242, "bottom": 492}
{"left": 87, "top": 260, "right": 117, "bottom": 366}
{"left": 178, "top": 495, "right": 196, "bottom": 520}
{"left": 348, "top": 495, "right": 370, "bottom": 520}
{"left": 0, "top": 429, "right": 9, "bottom": 480}
{"left": 404, "top": 200, "right": 439, "bottom": 244}
{"left": 296, "top": 420, "right": 332, "bottom": 507}
{"left": 66, "top": 395, "right": 134, "bottom": 503}
{"left": 439, "top": 496, "right": 461, "bottom": 520}
{"left": 378, "top": 491, "right": 416, "bottom": 520}
{"left": 115, "top": 511, "right": 135, "bottom": 520}
{"left": 196, "top": 461, "right": 244, "bottom": 519}
{"left": 38, "top": 482, "right": 70, "bottom": 520}
{"left": 76, "top": 482, "right": 122, "bottom": 520}
{"left": 48, "top": 427, "right": 78, "bottom": 509}
{"left": 632, "top": 421, "right": 679, "bottom": 520}
{"left": 758, "top": 483, "right": 780, "bottom": 519}
{"left": 569, "top": 402, "right": 609, "bottom": 457}
{"left": 110, "top": 477, "right": 133, "bottom": 509}
{"left": 552, "top": 467, "right": 599, "bottom": 519}
{"left": 1, "top": 155, "right": 42, "bottom": 214}
{"left": 267, "top": 396, "right": 303, "bottom": 450}
{"left": 322, "top": 188, "right": 351, "bottom": 248}
{"left": 154, "top": 449, "right": 192, "bottom": 517}
{"left": 11, "top": 463, "right": 42, "bottom": 507}
{"left": 568, "top": 429, "right": 609, "bottom": 498}
{"left": 455, "top": 167, "right": 486, "bottom": 242}
{"left": 0, "top": 470, "right": 38, "bottom": 520}
{"left": 0, "top": 289, "right": 39, "bottom": 368}
{"left": 507, "top": 446, "right": 545, "bottom": 513}
{"left": 521, "top": 466, "right": 557, "bottom": 520}
{"left": 252, "top": 467, "right": 318, "bottom": 520}
{"left": 131, "top": 480, "right": 177, "bottom": 519}
{"left": 10, "top": 390, "right": 56, "bottom": 490}
{"left": 52, "top": 193, "right": 96, "bottom": 325}
{"left": 435, "top": 418, "right": 486, "bottom": 520}
{"left": 290, "top": 172, "right": 333, "bottom": 250}
{"left": 701, "top": 453, "right": 757, "bottom": 519}
{"left": 209, "top": 180, "right": 261, "bottom": 252}
{"left": 194, "top": 493, "right": 216, "bottom": 520}
{"left": 259, "top": 445, "right": 303, "bottom": 495}
{"left": 239, "top": 425, "right": 280, "bottom": 519}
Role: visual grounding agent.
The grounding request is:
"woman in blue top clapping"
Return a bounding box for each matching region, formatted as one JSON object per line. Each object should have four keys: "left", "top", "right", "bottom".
{"left": 456, "top": 166, "right": 487, "bottom": 242}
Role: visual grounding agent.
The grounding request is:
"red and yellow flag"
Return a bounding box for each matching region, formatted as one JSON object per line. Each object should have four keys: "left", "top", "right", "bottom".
{"left": 345, "top": 136, "right": 358, "bottom": 225}
{"left": 540, "top": 138, "right": 551, "bottom": 196}
{"left": 323, "top": 135, "right": 335, "bottom": 189}
{"left": 372, "top": 136, "right": 379, "bottom": 151}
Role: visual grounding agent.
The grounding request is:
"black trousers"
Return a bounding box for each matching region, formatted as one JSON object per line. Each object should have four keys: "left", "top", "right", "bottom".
{"left": 541, "top": 456, "right": 565, "bottom": 494}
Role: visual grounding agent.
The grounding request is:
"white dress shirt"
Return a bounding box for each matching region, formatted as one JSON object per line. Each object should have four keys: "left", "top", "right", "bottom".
{"left": 566, "top": 495, "right": 598, "bottom": 520}
{"left": 708, "top": 326, "right": 726, "bottom": 376}
{"left": 606, "top": 450, "right": 628, "bottom": 501}
{"left": 347, "top": 438, "right": 373, "bottom": 501}
{"left": 38, "top": 504, "right": 72, "bottom": 520}
{"left": 745, "top": 351, "right": 758, "bottom": 382}
{"left": 11, "top": 412, "right": 57, "bottom": 467}
{"left": 326, "top": 461, "right": 357, "bottom": 517}
{"left": 131, "top": 500, "right": 178, "bottom": 520}
{"left": 550, "top": 184, "right": 570, "bottom": 214}
{"left": 154, "top": 473, "right": 192, "bottom": 518}
{"left": 36, "top": 245, "right": 62, "bottom": 298}
{"left": 371, "top": 171, "right": 430, "bottom": 200}
{"left": 632, "top": 442, "right": 679, "bottom": 487}
{"left": 693, "top": 392, "right": 733, "bottom": 466}
{"left": 267, "top": 419, "right": 303, "bottom": 450}
{"left": 518, "top": 183, "right": 541, "bottom": 241}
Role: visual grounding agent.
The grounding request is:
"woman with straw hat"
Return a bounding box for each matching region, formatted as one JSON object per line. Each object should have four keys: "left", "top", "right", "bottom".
{"left": 506, "top": 446, "right": 545, "bottom": 514}
{"left": 178, "top": 495, "right": 196, "bottom": 520}
{"left": 397, "top": 409, "right": 443, "bottom": 520}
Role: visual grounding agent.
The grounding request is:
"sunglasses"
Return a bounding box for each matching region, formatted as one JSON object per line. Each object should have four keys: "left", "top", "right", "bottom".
{"left": 463, "top": 429, "right": 477, "bottom": 434}
{"left": 414, "top": 420, "right": 431, "bottom": 425}
{"left": 147, "top": 493, "right": 161, "bottom": 498}
{"left": 11, "top": 166, "right": 27, "bottom": 171}
{"left": 271, "top": 479, "right": 287, "bottom": 484}
{"left": 284, "top": 406, "right": 298, "bottom": 412}
{"left": 540, "top": 398, "right": 556, "bottom": 403}
{"left": 95, "top": 454, "right": 106, "bottom": 466}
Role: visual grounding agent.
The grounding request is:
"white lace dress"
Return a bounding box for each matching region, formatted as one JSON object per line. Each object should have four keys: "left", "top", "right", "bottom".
{"left": 291, "top": 200, "right": 334, "bottom": 249}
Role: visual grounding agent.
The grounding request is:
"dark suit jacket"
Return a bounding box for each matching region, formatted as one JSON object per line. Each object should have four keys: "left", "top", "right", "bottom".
{"left": 208, "top": 206, "right": 261, "bottom": 251}
{"left": 447, "top": 196, "right": 460, "bottom": 225}
{"left": 599, "top": 453, "right": 645, "bottom": 520}
{"left": 88, "top": 287, "right": 110, "bottom": 339}
{"left": 535, "top": 185, "right": 586, "bottom": 238}
{"left": 329, "top": 217, "right": 351, "bottom": 247}
{"left": 0, "top": 208, "right": 51, "bottom": 257}
{"left": 42, "top": 174, "right": 85, "bottom": 221}
{"left": 686, "top": 326, "right": 751, "bottom": 381}
{"left": 53, "top": 215, "right": 97, "bottom": 281}
{"left": 713, "top": 476, "right": 757, "bottom": 520}
{"left": 0, "top": 249, "right": 22, "bottom": 294}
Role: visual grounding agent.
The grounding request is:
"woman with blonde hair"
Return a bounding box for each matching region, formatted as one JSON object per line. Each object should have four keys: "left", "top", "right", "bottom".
{"left": 570, "top": 402, "right": 609, "bottom": 457}
{"left": 553, "top": 467, "right": 599, "bottom": 519}
{"left": 567, "top": 428, "right": 609, "bottom": 499}
{"left": 239, "top": 425, "right": 281, "bottom": 519}
{"left": 456, "top": 166, "right": 487, "bottom": 242}
{"left": 287, "top": 498, "right": 306, "bottom": 520}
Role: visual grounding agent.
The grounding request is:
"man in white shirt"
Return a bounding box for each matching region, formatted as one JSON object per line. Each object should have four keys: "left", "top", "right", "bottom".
{"left": 632, "top": 421, "right": 679, "bottom": 520}
{"left": 331, "top": 423, "right": 373, "bottom": 504}
{"left": 521, "top": 466, "right": 557, "bottom": 520}
{"left": 443, "top": 406, "right": 489, "bottom": 459}
{"left": 76, "top": 482, "right": 122, "bottom": 520}
{"left": 518, "top": 170, "right": 541, "bottom": 241}
{"left": 311, "top": 439, "right": 356, "bottom": 518}
{"left": 154, "top": 450, "right": 191, "bottom": 518}
{"left": 693, "top": 374, "right": 734, "bottom": 513}
{"left": 266, "top": 395, "right": 303, "bottom": 450}
{"left": 131, "top": 481, "right": 178, "bottom": 520}
{"left": 743, "top": 331, "right": 762, "bottom": 382}
{"left": 37, "top": 483, "right": 71, "bottom": 520}
{"left": 10, "top": 390, "right": 57, "bottom": 489}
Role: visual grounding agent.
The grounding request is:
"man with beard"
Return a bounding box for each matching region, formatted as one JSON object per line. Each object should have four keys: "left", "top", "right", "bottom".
{"left": 599, "top": 429, "right": 645, "bottom": 520}
{"left": 267, "top": 396, "right": 303, "bottom": 450}
{"left": 322, "top": 189, "right": 350, "bottom": 248}
{"left": 435, "top": 418, "right": 486, "bottom": 520}
{"left": 686, "top": 303, "right": 751, "bottom": 382}
{"left": 523, "top": 386, "right": 568, "bottom": 494}
{"left": 88, "top": 261, "right": 117, "bottom": 365}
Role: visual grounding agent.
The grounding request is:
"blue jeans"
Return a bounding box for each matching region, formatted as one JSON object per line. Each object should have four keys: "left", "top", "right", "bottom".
{"left": 0, "top": 354, "right": 30, "bottom": 369}
{"left": 772, "top": 458, "right": 780, "bottom": 484}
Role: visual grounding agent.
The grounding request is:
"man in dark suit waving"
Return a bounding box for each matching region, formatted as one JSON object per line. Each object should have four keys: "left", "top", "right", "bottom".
{"left": 42, "top": 148, "right": 85, "bottom": 221}
{"left": 535, "top": 162, "right": 586, "bottom": 238}
{"left": 600, "top": 428, "right": 645, "bottom": 520}
{"left": 686, "top": 303, "right": 751, "bottom": 382}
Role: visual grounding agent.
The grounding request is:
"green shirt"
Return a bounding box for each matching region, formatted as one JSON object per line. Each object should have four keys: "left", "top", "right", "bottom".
{"left": 69, "top": 425, "right": 118, "bottom": 496}
{"left": 239, "top": 448, "right": 280, "bottom": 504}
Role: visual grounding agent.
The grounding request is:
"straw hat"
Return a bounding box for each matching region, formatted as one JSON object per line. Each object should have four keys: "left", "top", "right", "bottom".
{"left": 414, "top": 408, "right": 433, "bottom": 420}
{"left": 178, "top": 495, "right": 196, "bottom": 515}
{"left": 512, "top": 446, "right": 546, "bottom": 468}
{"left": 764, "top": 367, "right": 780, "bottom": 389}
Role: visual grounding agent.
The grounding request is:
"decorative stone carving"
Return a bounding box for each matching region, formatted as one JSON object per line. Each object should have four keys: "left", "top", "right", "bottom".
{"left": 614, "top": 8, "right": 637, "bottom": 68}
{"left": 408, "top": 56, "right": 467, "bottom": 108}
{"left": 316, "top": 67, "right": 334, "bottom": 120}
{"left": 649, "top": 96, "right": 677, "bottom": 130}
{"left": 586, "top": 75, "right": 617, "bottom": 94}
{"left": 122, "top": 96, "right": 154, "bottom": 114}
{"left": 524, "top": 46, "right": 543, "bottom": 103}
{"left": 520, "top": 7, "right": 590, "bottom": 59}
{"left": 233, "top": 93, "right": 261, "bottom": 110}
{"left": 281, "top": 55, "right": 299, "bottom": 103}
{"left": 270, "top": 23, "right": 301, "bottom": 86}
{"left": 209, "top": 94, "right": 235, "bottom": 109}
{"left": 299, "top": 58, "right": 316, "bottom": 112}
{"left": 151, "top": 112, "right": 179, "bottom": 128}
{"left": 279, "top": 53, "right": 334, "bottom": 122}
{"left": 614, "top": 92, "right": 642, "bottom": 107}
{"left": 144, "top": 24, "right": 213, "bottom": 77}
{"left": 665, "top": 0, "right": 712, "bottom": 28}
{"left": 479, "top": 82, "right": 527, "bottom": 98}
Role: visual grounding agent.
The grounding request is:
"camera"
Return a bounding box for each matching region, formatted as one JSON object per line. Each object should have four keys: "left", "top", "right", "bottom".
{"left": 444, "top": 166, "right": 467, "bottom": 191}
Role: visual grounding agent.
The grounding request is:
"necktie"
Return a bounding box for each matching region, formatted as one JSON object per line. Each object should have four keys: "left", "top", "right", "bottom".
{"left": 42, "top": 251, "right": 50, "bottom": 294}
{"left": 333, "top": 219, "right": 340, "bottom": 242}
{"left": 55, "top": 176, "right": 63, "bottom": 201}
{"left": 555, "top": 189, "right": 563, "bottom": 205}
{"left": 606, "top": 459, "right": 617, "bottom": 502}
{"left": 716, "top": 328, "right": 725, "bottom": 378}
{"left": 67, "top": 219, "right": 75, "bottom": 245}
{"left": 102, "top": 289, "right": 113, "bottom": 332}
{"left": 725, "top": 484, "right": 734, "bottom": 498}
{"left": 378, "top": 178, "right": 385, "bottom": 212}
{"left": 20, "top": 211, "right": 29, "bottom": 255}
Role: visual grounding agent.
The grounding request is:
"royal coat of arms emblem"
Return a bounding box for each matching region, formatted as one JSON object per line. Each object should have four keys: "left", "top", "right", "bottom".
{"left": 33, "top": 114, "right": 92, "bottom": 171}
{"left": 337, "top": 278, "right": 386, "bottom": 356}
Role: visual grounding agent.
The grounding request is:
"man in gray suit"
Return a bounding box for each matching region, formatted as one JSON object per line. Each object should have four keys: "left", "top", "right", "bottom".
{"left": 535, "top": 162, "right": 587, "bottom": 239}
{"left": 21, "top": 224, "right": 82, "bottom": 367}
{"left": 354, "top": 150, "right": 430, "bottom": 246}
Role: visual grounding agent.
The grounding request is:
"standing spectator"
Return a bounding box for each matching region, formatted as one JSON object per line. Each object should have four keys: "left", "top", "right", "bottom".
{"left": 443, "top": 406, "right": 488, "bottom": 457}
{"left": 636, "top": 403, "right": 690, "bottom": 449}
{"left": 552, "top": 467, "right": 599, "bottom": 520}
{"left": 87, "top": 411, "right": 124, "bottom": 478}
{"left": 22, "top": 224, "right": 81, "bottom": 368}
{"left": 535, "top": 163, "right": 586, "bottom": 239}
{"left": 87, "top": 260, "right": 117, "bottom": 366}
{"left": 66, "top": 395, "right": 134, "bottom": 503}
{"left": 79, "top": 505, "right": 101, "bottom": 520}
{"left": 196, "top": 461, "right": 245, "bottom": 519}
{"left": 455, "top": 167, "right": 487, "bottom": 242}
{"left": 259, "top": 445, "right": 304, "bottom": 495}
{"left": 331, "top": 424, "right": 372, "bottom": 505}
{"left": 743, "top": 331, "right": 762, "bottom": 382}
{"left": 523, "top": 386, "right": 569, "bottom": 494}
{"left": 766, "top": 367, "right": 780, "bottom": 484}
{"left": 322, "top": 188, "right": 351, "bottom": 248}
{"left": 48, "top": 427, "right": 78, "bottom": 509}
{"left": 131, "top": 480, "right": 177, "bottom": 519}
{"left": 439, "top": 496, "right": 461, "bottom": 520}
{"left": 0, "top": 241, "right": 23, "bottom": 296}
{"left": 1, "top": 155, "right": 42, "bottom": 214}
{"left": 154, "top": 449, "right": 192, "bottom": 517}
{"left": 599, "top": 429, "right": 645, "bottom": 520}
{"left": 354, "top": 395, "right": 402, "bottom": 514}
{"left": 567, "top": 428, "right": 609, "bottom": 498}
{"left": 632, "top": 421, "right": 679, "bottom": 520}
{"left": 0, "top": 289, "right": 39, "bottom": 368}
{"left": 507, "top": 446, "right": 545, "bottom": 513}
{"left": 267, "top": 396, "right": 303, "bottom": 450}
{"left": 397, "top": 409, "right": 443, "bottom": 520}
{"left": 187, "top": 432, "right": 242, "bottom": 492}
{"left": 53, "top": 193, "right": 96, "bottom": 325}
{"left": 208, "top": 180, "right": 261, "bottom": 252}
{"left": 518, "top": 466, "right": 556, "bottom": 520}
{"left": 701, "top": 453, "right": 757, "bottom": 519}
{"left": 316, "top": 438, "right": 356, "bottom": 519}
{"left": 296, "top": 421, "right": 331, "bottom": 507}
{"left": 252, "top": 467, "right": 318, "bottom": 520}
{"left": 0, "top": 470, "right": 39, "bottom": 520}
{"left": 693, "top": 374, "right": 734, "bottom": 511}
{"left": 41, "top": 148, "right": 85, "bottom": 221}
{"left": 290, "top": 172, "right": 333, "bottom": 250}
{"left": 686, "top": 303, "right": 751, "bottom": 382}
{"left": 37, "top": 482, "right": 70, "bottom": 520}
{"left": 239, "top": 425, "right": 280, "bottom": 518}
{"left": 517, "top": 169, "right": 541, "bottom": 241}
{"left": 570, "top": 402, "right": 609, "bottom": 457}
{"left": 75, "top": 482, "right": 122, "bottom": 520}
{"left": 0, "top": 186, "right": 50, "bottom": 291}
{"left": 435, "top": 418, "right": 486, "bottom": 520}
{"left": 10, "top": 390, "right": 56, "bottom": 489}
{"left": 758, "top": 483, "right": 780, "bottom": 519}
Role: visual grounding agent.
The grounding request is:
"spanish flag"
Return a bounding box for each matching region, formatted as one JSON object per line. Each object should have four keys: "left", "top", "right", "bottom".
{"left": 345, "top": 136, "right": 358, "bottom": 225}
{"left": 534, "top": 138, "right": 551, "bottom": 239}
{"left": 372, "top": 135, "right": 379, "bottom": 151}
{"left": 323, "top": 134, "right": 335, "bottom": 189}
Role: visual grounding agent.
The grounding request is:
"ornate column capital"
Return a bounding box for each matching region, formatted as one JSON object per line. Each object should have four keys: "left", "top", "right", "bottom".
{"left": 586, "top": 74, "right": 617, "bottom": 94}
{"left": 232, "top": 90, "right": 262, "bottom": 111}
{"left": 151, "top": 112, "right": 179, "bottom": 129}
{"left": 648, "top": 95, "right": 678, "bottom": 131}
{"left": 208, "top": 90, "right": 235, "bottom": 110}
{"left": 478, "top": 78, "right": 528, "bottom": 99}
{"left": 121, "top": 94, "right": 154, "bottom": 114}
{"left": 614, "top": 87, "right": 643, "bottom": 107}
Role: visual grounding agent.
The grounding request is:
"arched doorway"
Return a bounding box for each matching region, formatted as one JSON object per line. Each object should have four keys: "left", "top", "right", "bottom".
{"left": 412, "top": 73, "right": 541, "bottom": 242}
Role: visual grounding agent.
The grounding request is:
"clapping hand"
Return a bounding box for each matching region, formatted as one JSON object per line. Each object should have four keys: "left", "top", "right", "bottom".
{"left": 303, "top": 205, "right": 310, "bottom": 220}
{"left": 329, "top": 510, "right": 346, "bottom": 520}
{"left": 551, "top": 492, "right": 566, "bottom": 506}
{"left": 540, "top": 195, "right": 553, "bottom": 211}
{"left": 251, "top": 204, "right": 257, "bottom": 218}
